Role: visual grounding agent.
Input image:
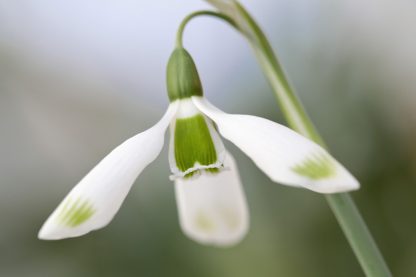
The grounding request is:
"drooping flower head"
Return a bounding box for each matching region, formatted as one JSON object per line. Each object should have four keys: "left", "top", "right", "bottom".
{"left": 38, "top": 46, "right": 358, "bottom": 246}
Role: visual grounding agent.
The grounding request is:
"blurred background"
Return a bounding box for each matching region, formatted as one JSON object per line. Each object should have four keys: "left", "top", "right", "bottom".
{"left": 1, "top": 0, "right": 415, "bottom": 276}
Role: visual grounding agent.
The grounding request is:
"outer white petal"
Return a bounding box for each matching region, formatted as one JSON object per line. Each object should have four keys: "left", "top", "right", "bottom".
{"left": 193, "top": 97, "right": 359, "bottom": 193}
{"left": 38, "top": 102, "right": 178, "bottom": 240}
{"left": 175, "top": 152, "right": 249, "bottom": 247}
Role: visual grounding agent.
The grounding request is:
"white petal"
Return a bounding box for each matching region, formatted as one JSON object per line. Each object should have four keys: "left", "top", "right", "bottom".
{"left": 175, "top": 152, "right": 249, "bottom": 247}
{"left": 38, "top": 102, "right": 178, "bottom": 240}
{"left": 193, "top": 97, "right": 359, "bottom": 193}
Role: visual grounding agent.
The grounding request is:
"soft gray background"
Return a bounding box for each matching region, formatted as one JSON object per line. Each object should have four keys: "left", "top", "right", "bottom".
{"left": 1, "top": 0, "right": 415, "bottom": 276}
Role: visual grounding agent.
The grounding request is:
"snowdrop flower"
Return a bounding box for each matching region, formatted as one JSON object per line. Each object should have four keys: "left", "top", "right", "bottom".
{"left": 38, "top": 48, "right": 359, "bottom": 246}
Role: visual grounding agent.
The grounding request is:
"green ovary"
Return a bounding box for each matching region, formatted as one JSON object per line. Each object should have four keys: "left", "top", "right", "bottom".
{"left": 174, "top": 114, "right": 219, "bottom": 176}
{"left": 57, "top": 197, "right": 95, "bottom": 227}
{"left": 292, "top": 153, "right": 336, "bottom": 180}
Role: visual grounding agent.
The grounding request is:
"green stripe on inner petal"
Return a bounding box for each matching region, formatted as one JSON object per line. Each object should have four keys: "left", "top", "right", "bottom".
{"left": 292, "top": 153, "right": 336, "bottom": 180}
{"left": 174, "top": 114, "right": 219, "bottom": 176}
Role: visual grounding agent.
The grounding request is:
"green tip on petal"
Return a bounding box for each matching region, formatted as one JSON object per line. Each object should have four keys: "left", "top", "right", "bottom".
{"left": 166, "top": 48, "right": 203, "bottom": 101}
{"left": 194, "top": 211, "right": 216, "bottom": 232}
{"left": 292, "top": 153, "right": 336, "bottom": 180}
{"left": 183, "top": 168, "right": 221, "bottom": 179}
{"left": 57, "top": 197, "right": 95, "bottom": 227}
{"left": 174, "top": 114, "right": 220, "bottom": 175}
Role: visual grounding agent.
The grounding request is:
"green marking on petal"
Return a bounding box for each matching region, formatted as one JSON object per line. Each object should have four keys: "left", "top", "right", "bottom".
{"left": 220, "top": 207, "right": 240, "bottom": 231}
{"left": 184, "top": 170, "right": 199, "bottom": 179}
{"left": 205, "top": 168, "right": 220, "bottom": 174}
{"left": 195, "top": 211, "right": 215, "bottom": 232}
{"left": 174, "top": 114, "right": 219, "bottom": 174}
{"left": 57, "top": 197, "right": 95, "bottom": 227}
{"left": 183, "top": 168, "right": 220, "bottom": 179}
{"left": 292, "top": 153, "right": 336, "bottom": 180}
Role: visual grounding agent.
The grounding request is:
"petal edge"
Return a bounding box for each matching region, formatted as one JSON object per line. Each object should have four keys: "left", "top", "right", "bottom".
{"left": 175, "top": 152, "right": 249, "bottom": 246}
{"left": 193, "top": 97, "right": 359, "bottom": 193}
{"left": 38, "top": 103, "right": 178, "bottom": 240}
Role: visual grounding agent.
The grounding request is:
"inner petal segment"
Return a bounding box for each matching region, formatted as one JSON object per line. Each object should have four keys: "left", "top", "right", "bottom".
{"left": 169, "top": 100, "right": 225, "bottom": 178}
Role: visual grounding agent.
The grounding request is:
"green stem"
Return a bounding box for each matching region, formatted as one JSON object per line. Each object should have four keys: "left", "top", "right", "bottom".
{"left": 175, "top": 11, "right": 237, "bottom": 48}
{"left": 230, "top": 2, "right": 392, "bottom": 276}
{"left": 326, "top": 194, "right": 391, "bottom": 277}
{"left": 177, "top": 5, "right": 391, "bottom": 276}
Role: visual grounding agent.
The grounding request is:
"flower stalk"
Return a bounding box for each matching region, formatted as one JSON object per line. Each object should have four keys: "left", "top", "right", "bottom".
{"left": 175, "top": 10, "right": 237, "bottom": 49}
{"left": 198, "top": 2, "right": 391, "bottom": 276}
